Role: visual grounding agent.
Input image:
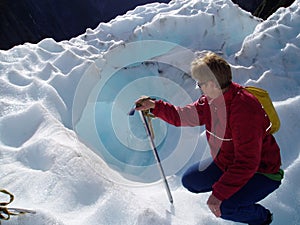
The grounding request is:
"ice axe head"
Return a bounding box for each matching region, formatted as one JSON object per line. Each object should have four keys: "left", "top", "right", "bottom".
{"left": 128, "top": 102, "right": 142, "bottom": 116}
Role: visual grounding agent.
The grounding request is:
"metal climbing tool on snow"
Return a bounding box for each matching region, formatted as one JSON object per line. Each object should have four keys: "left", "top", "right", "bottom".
{"left": 0, "top": 189, "right": 36, "bottom": 223}
{"left": 138, "top": 110, "right": 173, "bottom": 204}
{"left": 128, "top": 99, "right": 173, "bottom": 204}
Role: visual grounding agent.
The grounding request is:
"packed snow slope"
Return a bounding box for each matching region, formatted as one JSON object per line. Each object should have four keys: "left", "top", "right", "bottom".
{"left": 0, "top": 0, "right": 300, "bottom": 224}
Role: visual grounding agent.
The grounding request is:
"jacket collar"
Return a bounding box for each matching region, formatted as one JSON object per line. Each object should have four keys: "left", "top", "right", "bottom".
{"left": 208, "top": 82, "right": 242, "bottom": 106}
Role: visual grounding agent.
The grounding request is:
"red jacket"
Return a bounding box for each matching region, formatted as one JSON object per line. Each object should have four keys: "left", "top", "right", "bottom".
{"left": 151, "top": 82, "right": 281, "bottom": 201}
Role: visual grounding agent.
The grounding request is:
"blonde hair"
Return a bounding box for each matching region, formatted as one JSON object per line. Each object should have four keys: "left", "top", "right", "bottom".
{"left": 191, "top": 52, "right": 232, "bottom": 89}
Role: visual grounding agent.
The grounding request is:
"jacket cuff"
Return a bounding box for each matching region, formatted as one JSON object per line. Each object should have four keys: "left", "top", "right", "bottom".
{"left": 212, "top": 189, "right": 226, "bottom": 201}
{"left": 150, "top": 100, "right": 162, "bottom": 115}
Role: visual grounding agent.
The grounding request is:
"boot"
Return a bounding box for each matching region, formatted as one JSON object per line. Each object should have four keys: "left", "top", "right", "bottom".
{"left": 249, "top": 210, "right": 273, "bottom": 225}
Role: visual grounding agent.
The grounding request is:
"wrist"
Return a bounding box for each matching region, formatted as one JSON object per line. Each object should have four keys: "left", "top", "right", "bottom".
{"left": 149, "top": 100, "right": 156, "bottom": 109}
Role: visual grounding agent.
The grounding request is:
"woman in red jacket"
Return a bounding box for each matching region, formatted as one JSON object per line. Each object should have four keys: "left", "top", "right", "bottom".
{"left": 135, "top": 52, "right": 283, "bottom": 225}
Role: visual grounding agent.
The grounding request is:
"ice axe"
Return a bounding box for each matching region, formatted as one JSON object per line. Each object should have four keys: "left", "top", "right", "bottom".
{"left": 128, "top": 99, "right": 173, "bottom": 204}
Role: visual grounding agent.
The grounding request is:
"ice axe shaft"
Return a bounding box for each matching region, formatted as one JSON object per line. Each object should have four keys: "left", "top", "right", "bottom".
{"left": 139, "top": 111, "right": 173, "bottom": 204}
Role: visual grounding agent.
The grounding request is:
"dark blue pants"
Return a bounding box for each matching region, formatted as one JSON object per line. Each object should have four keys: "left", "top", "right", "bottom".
{"left": 181, "top": 161, "right": 281, "bottom": 225}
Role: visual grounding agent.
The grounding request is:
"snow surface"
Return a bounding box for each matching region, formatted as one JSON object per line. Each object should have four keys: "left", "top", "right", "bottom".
{"left": 0, "top": 0, "right": 300, "bottom": 224}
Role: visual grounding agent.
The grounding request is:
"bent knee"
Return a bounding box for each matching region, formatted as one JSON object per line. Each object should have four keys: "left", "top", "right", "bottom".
{"left": 181, "top": 174, "right": 200, "bottom": 193}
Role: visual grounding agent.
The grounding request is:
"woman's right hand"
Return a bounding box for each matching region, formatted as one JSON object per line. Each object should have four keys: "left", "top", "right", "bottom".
{"left": 135, "top": 96, "right": 156, "bottom": 111}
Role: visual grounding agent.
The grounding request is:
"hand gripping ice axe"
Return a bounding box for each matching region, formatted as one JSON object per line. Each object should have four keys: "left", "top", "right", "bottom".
{"left": 128, "top": 98, "right": 173, "bottom": 204}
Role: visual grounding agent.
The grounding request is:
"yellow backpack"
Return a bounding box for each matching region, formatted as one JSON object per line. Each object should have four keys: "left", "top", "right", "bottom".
{"left": 245, "top": 86, "right": 280, "bottom": 134}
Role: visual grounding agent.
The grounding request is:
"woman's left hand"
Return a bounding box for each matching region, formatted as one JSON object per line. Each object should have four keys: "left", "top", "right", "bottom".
{"left": 207, "top": 194, "right": 222, "bottom": 217}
